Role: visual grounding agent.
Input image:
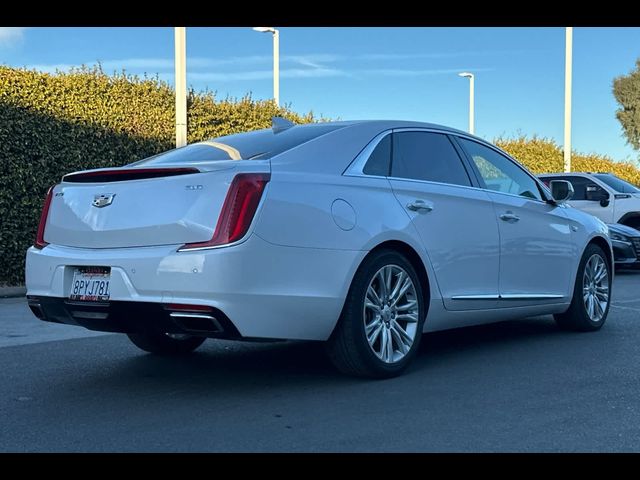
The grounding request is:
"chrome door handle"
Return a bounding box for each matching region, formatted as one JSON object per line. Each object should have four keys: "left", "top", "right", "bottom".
{"left": 406, "top": 200, "right": 433, "bottom": 212}
{"left": 499, "top": 211, "right": 520, "bottom": 222}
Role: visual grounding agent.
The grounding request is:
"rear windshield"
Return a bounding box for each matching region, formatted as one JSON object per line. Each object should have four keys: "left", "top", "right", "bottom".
{"left": 130, "top": 123, "right": 345, "bottom": 166}
{"left": 594, "top": 174, "right": 640, "bottom": 193}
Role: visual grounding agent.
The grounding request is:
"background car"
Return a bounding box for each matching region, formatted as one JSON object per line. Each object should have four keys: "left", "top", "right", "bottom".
{"left": 608, "top": 223, "right": 640, "bottom": 269}
{"left": 539, "top": 172, "right": 640, "bottom": 229}
{"left": 26, "top": 119, "right": 613, "bottom": 378}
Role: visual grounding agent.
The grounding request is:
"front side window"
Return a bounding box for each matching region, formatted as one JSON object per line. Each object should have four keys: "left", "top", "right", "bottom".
{"left": 459, "top": 138, "right": 543, "bottom": 201}
{"left": 391, "top": 132, "right": 471, "bottom": 186}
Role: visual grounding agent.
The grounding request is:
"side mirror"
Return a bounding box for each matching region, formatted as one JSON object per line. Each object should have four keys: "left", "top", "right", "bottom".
{"left": 585, "top": 184, "right": 610, "bottom": 206}
{"left": 549, "top": 180, "right": 574, "bottom": 203}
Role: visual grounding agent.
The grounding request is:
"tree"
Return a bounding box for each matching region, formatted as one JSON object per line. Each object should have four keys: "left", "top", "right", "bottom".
{"left": 613, "top": 59, "right": 640, "bottom": 151}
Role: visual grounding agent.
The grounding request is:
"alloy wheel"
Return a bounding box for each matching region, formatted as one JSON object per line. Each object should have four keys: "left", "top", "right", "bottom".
{"left": 582, "top": 253, "right": 609, "bottom": 323}
{"left": 363, "top": 265, "right": 420, "bottom": 363}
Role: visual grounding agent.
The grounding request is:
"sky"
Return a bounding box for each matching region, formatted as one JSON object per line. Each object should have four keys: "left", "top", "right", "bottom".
{"left": 1, "top": 26, "right": 639, "bottom": 162}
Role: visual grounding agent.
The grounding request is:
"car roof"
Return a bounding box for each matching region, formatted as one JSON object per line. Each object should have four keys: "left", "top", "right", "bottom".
{"left": 294, "top": 119, "right": 471, "bottom": 137}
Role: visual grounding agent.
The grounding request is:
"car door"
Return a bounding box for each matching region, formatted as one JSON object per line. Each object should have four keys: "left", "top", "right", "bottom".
{"left": 456, "top": 137, "right": 576, "bottom": 306}
{"left": 386, "top": 130, "right": 501, "bottom": 311}
{"left": 543, "top": 175, "right": 614, "bottom": 223}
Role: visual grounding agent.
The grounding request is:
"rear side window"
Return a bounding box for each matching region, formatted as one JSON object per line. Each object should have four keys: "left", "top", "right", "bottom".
{"left": 363, "top": 135, "right": 391, "bottom": 176}
{"left": 391, "top": 132, "right": 471, "bottom": 186}
{"left": 131, "top": 123, "right": 345, "bottom": 166}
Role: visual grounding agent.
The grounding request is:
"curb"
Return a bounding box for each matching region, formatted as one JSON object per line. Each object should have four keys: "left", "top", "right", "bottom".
{"left": 0, "top": 286, "right": 27, "bottom": 298}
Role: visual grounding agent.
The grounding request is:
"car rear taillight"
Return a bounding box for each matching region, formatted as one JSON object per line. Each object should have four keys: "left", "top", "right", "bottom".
{"left": 34, "top": 186, "right": 55, "bottom": 249}
{"left": 179, "top": 173, "right": 271, "bottom": 251}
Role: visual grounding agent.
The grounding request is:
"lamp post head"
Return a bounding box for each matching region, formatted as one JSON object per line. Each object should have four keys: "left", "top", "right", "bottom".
{"left": 253, "top": 27, "right": 277, "bottom": 34}
{"left": 458, "top": 72, "right": 474, "bottom": 79}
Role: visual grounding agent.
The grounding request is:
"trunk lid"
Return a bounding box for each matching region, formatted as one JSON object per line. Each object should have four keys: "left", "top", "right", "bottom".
{"left": 44, "top": 161, "right": 269, "bottom": 248}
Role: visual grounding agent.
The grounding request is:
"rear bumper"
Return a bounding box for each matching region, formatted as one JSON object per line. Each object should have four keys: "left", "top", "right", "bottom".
{"left": 25, "top": 234, "right": 366, "bottom": 340}
{"left": 27, "top": 296, "right": 241, "bottom": 338}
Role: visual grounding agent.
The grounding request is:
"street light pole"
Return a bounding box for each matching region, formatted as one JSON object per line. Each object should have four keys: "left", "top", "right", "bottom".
{"left": 174, "top": 27, "right": 187, "bottom": 148}
{"left": 253, "top": 27, "right": 280, "bottom": 107}
{"left": 564, "top": 27, "right": 573, "bottom": 172}
{"left": 458, "top": 72, "right": 475, "bottom": 135}
{"left": 273, "top": 29, "right": 280, "bottom": 107}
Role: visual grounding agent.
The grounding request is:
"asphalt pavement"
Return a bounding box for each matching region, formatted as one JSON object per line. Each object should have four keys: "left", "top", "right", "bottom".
{"left": 2, "top": 271, "right": 640, "bottom": 452}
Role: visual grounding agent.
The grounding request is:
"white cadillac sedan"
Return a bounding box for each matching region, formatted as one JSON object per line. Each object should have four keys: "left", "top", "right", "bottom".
{"left": 26, "top": 119, "right": 613, "bottom": 378}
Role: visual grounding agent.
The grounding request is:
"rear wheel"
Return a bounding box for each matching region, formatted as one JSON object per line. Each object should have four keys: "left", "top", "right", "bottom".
{"left": 554, "top": 243, "right": 611, "bottom": 332}
{"left": 127, "top": 331, "right": 206, "bottom": 355}
{"left": 326, "top": 249, "right": 426, "bottom": 378}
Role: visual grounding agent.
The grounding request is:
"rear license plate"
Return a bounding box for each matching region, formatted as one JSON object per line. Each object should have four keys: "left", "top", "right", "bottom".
{"left": 69, "top": 266, "right": 111, "bottom": 301}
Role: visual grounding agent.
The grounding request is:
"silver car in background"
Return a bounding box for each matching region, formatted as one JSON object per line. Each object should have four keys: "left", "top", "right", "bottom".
{"left": 26, "top": 119, "right": 613, "bottom": 378}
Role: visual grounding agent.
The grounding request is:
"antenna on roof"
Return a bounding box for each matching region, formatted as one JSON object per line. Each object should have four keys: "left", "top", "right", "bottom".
{"left": 272, "top": 116, "right": 295, "bottom": 134}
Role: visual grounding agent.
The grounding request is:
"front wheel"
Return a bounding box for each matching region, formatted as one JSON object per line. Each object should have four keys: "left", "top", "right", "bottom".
{"left": 127, "top": 331, "right": 206, "bottom": 355}
{"left": 554, "top": 243, "right": 611, "bottom": 332}
{"left": 325, "top": 249, "right": 426, "bottom": 378}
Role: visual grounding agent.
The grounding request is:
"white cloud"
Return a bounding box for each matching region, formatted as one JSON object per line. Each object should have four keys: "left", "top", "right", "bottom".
{"left": 284, "top": 54, "right": 343, "bottom": 68}
{"left": 23, "top": 54, "right": 338, "bottom": 74}
{"left": 361, "top": 67, "right": 495, "bottom": 77}
{"left": 97, "top": 54, "right": 342, "bottom": 71}
{"left": 20, "top": 52, "right": 498, "bottom": 83}
{"left": 189, "top": 67, "right": 347, "bottom": 82}
{"left": 358, "top": 50, "right": 526, "bottom": 61}
{"left": 101, "top": 56, "right": 269, "bottom": 70}
{"left": 0, "top": 27, "right": 26, "bottom": 46}
{"left": 360, "top": 53, "right": 464, "bottom": 61}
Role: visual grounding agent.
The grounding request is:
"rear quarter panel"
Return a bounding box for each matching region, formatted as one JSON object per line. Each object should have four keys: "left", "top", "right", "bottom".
{"left": 253, "top": 172, "right": 444, "bottom": 304}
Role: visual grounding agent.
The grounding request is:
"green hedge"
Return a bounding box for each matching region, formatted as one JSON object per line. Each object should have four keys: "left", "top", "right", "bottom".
{"left": 2, "top": 65, "right": 639, "bottom": 286}
{"left": 496, "top": 136, "right": 640, "bottom": 185}
{"left": 0, "top": 66, "right": 315, "bottom": 285}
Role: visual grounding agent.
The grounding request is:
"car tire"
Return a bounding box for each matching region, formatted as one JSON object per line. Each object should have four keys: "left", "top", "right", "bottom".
{"left": 554, "top": 243, "right": 611, "bottom": 332}
{"left": 325, "top": 249, "right": 426, "bottom": 378}
{"left": 127, "top": 331, "right": 206, "bottom": 355}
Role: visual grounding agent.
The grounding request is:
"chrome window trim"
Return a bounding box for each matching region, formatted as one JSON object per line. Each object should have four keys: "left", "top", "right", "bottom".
{"left": 465, "top": 187, "right": 551, "bottom": 205}
{"left": 344, "top": 127, "right": 478, "bottom": 190}
{"left": 388, "top": 176, "right": 488, "bottom": 192}
{"left": 344, "top": 128, "right": 554, "bottom": 205}
{"left": 344, "top": 127, "right": 468, "bottom": 177}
